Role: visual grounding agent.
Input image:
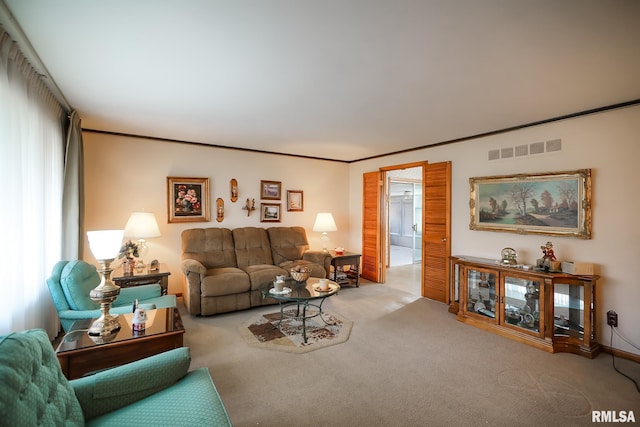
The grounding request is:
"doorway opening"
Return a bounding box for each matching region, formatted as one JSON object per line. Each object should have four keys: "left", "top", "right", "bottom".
{"left": 384, "top": 166, "right": 423, "bottom": 296}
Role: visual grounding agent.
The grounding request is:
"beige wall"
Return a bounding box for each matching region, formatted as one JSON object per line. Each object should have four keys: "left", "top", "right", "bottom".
{"left": 348, "top": 104, "right": 640, "bottom": 356}
{"left": 83, "top": 134, "right": 351, "bottom": 296}
{"left": 84, "top": 104, "right": 640, "bottom": 355}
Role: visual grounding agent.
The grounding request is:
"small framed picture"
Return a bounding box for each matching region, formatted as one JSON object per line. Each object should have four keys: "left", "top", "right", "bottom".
{"left": 167, "top": 177, "right": 210, "bottom": 223}
{"left": 260, "top": 180, "right": 281, "bottom": 200}
{"left": 287, "top": 190, "right": 304, "bottom": 211}
{"left": 260, "top": 203, "right": 281, "bottom": 222}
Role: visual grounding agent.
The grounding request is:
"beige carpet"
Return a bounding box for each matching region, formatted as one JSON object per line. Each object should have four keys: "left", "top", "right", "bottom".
{"left": 239, "top": 309, "right": 352, "bottom": 353}
{"left": 180, "top": 281, "right": 640, "bottom": 427}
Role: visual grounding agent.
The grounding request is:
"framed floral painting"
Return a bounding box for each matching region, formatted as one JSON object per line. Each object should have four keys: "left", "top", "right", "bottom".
{"left": 167, "top": 177, "right": 210, "bottom": 223}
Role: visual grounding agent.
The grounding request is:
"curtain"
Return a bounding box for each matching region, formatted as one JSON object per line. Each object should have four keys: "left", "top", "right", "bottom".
{"left": 0, "top": 29, "right": 67, "bottom": 339}
{"left": 62, "top": 110, "right": 84, "bottom": 260}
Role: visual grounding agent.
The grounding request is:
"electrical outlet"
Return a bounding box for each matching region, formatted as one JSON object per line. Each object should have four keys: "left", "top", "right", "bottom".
{"left": 607, "top": 310, "right": 618, "bottom": 327}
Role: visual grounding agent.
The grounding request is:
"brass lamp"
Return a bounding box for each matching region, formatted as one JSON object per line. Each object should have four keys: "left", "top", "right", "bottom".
{"left": 313, "top": 213, "right": 337, "bottom": 252}
{"left": 86, "top": 230, "right": 124, "bottom": 337}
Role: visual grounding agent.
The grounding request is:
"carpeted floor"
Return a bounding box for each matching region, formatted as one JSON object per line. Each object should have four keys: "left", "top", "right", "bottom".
{"left": 239, "top": 309, "right": 352, "bottom": 353}
{"left": 180, "top": 281, "right": 640, "bottom": 427}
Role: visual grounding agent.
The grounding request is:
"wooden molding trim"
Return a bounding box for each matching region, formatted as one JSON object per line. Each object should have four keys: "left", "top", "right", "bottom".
{"left": 600, "top": 344, "right": 640, "bottom": 364}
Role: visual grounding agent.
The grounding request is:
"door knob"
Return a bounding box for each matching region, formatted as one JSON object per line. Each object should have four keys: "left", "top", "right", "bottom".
{"left": 441, "top": 237, "right": 447, "bottom": 242}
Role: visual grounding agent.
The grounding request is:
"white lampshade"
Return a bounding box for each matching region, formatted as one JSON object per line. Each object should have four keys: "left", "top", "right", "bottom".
{"left": 87, "top": 230, "right": 124, "bottom": 260}
{"left": 312, "top": 213, "right": 337, "bottom": 232}
{"left": 124, "top": 212, "right": 161, "bottom": 239}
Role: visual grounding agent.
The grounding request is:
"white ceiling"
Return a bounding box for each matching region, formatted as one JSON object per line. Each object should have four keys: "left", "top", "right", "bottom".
{"left": 3, "top": 0, "right": 640, "bottom": 162}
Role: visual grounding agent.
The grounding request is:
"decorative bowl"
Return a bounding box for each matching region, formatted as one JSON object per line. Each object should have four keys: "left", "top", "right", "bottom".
{"left": 290, "top": 267, "right": 311, "bottom": 282}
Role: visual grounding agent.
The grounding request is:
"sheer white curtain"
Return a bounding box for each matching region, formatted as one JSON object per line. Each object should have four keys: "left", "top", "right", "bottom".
{"left": 0, "top": 30, "right": 66, "bottom": 338}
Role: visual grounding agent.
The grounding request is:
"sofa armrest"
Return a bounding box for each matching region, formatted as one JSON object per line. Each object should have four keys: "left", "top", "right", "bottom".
{"left": 71, "top": 347, "right": 191, "bottom": 421}
{"left": 303, "top": 250, "right": 332, "bottom": 277}
{"left": 181, "top": 259, "right": 206, "bottom": 316}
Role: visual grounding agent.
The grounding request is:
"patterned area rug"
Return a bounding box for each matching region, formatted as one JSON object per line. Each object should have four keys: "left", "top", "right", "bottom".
{"left": 239, "top": 309, "right": 352, "bottom": 353}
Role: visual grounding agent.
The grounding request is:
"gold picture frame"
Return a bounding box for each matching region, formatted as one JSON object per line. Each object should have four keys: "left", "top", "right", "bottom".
{"left": 167, "top": 176, "right": 210, "bottom": 223}
{"left": 287, "top": 190, "right": 303, "bottom": 211}
{"left": 469, "top": 169, "right": 592, "bottom": 239}
{"left": 260, "top": 180, "right": 281, "bottom": 200}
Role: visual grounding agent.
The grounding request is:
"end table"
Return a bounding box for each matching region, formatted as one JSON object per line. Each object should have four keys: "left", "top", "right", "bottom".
{"left": 329, "top": 250, "right": 361, "bottom": 287}
{"left": 113, "top": 266, "right": 170, "bottom": 295}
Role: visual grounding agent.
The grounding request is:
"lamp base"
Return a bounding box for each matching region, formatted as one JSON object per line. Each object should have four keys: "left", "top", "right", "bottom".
{"left": 88, "top": 313, "right": 121, "bottom": 337}
{"left": 88, "top": 259, "right": 122, "bottom": 338}
{"left": 321, "top": 233, "right": 330, "bottom": 253}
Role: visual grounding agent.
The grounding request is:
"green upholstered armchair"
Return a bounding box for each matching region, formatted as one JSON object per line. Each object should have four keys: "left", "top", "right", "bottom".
{"left": 47, "top": 260, "right": 177, "bottom": 332}
{"left": 0, "top": 329, "right": 232, "bottom": 426}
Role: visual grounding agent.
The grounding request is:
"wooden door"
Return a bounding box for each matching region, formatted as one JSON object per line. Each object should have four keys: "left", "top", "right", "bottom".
{"left": 422, "top": 161, "right": 451, "bottom": 302}
{"left": 361, "top": 171, "right": 382, "bottom": 282}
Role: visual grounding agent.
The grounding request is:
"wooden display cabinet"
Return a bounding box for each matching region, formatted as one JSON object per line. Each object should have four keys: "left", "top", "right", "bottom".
{"left": 450, "top": 256, "right": 600, "bottom": 358}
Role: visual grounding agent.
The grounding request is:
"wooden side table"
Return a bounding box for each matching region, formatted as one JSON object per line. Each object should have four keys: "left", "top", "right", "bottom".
{"left": 56, "top": 307, "right": 184, "bottom": 379}
{"left": 113, "top": 267, "right": 170, "bottom": 295}
{"left": 329, "top": 250, "right": 361, "bottom": 287}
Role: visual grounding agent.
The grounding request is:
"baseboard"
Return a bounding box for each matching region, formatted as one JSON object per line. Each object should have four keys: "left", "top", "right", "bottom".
{"left": 600, "top": 344, "right": 640, "bottom": 364}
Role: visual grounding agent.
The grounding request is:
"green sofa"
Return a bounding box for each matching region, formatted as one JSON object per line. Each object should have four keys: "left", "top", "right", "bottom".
{"left": 47, "top": 260, "right": 177, "bottom": 331}
{"left": 0, "top": 329, "right": 232, "bottom": 426}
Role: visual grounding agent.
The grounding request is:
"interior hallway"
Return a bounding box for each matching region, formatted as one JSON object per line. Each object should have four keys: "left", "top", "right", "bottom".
{"left": 385, "top": 245, "right": 421, "bottom": 296}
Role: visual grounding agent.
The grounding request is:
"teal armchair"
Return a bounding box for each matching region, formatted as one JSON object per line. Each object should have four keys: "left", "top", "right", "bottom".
{"left": 0, "top": 329, "right": 232, "bottom": 426}
{"left": 47, "top": 260, "right": 177, "bottom": 331}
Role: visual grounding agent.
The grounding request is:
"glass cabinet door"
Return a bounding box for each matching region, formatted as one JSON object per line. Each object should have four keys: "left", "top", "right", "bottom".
{"left": 503, "top": 276, "right": 542, "bottom": 335}
{"left": 553, "top": 283, "right": 585, "bottom": 341}
{"left": 465, "top": 268, "right": 497, "bottom": 320}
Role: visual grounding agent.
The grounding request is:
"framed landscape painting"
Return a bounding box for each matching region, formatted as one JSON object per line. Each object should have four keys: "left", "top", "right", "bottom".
{"left": 167, "top": 176, "right": 210, "bottom": 223}
{"left": 260, "top": 203, "right": 281, "bottom": 222}
{"left": 260, "top": 180, "right": 281, "bottom": 200}
{"left": 469, "top": 169, "right": 592, "bottom": 239}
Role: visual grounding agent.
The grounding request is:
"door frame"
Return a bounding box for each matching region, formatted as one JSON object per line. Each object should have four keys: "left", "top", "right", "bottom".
{"left": 387, "top": 177, "right": 423, "bottom": 268}
{"left": 379, "top": 161, "right": 426, "bottom": 287}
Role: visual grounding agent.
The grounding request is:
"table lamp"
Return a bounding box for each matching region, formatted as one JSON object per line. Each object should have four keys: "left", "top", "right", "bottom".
{"left": 124, "top": 211, "right": 161, "bottom": 265}
{"left": 87, "top": 229, "right": 124, "bottom": 337}
{"left": 313, "top": 212, "right": 337, "bottom": 252}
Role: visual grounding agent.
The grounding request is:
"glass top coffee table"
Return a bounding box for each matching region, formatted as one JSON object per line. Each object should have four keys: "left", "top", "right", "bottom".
{"left": 261, "top": 277, "right": 340, "bottom": 343}
{"left": 55, "top": 307, "right": 184, "bottom": 379}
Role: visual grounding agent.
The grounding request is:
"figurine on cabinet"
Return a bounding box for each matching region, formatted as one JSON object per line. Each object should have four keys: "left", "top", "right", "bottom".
{"left": 537, "top": 241, "right": 560, "bottom": 271}
{"left": 541, "top": 242, "right": 556, "bottom": 261}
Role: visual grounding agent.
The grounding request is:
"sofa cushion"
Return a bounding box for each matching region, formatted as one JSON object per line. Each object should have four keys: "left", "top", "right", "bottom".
{"left": 60, "top": 260, "right": 100, "bottom": 311}
{"left": 233, "top": 227, "right": 274, "bottom": 268}
{"left": 182, "top": 228, "right": 237, "bottom": 269}
{"left": 0, "top": 329, "right": 84, "bottom": 426}
{"left": 201, "top": 267, "right": 250, "bottom": 297}
{"left": 242, "top": 264, "right": 287, "bottom": 290}
{"left": 267, "top": 226, "right": 310, "bottom": 265}
{"left": 85, "top": 368, "right": 231, "bottom": 427}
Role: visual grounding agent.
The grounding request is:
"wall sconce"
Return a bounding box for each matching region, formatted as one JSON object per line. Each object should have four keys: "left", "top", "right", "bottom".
{"left": 313, "top": 212, "right": 337, "bottom": 252}
{"left": 86, "top": 229, "right": 124, "bottom": 337}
